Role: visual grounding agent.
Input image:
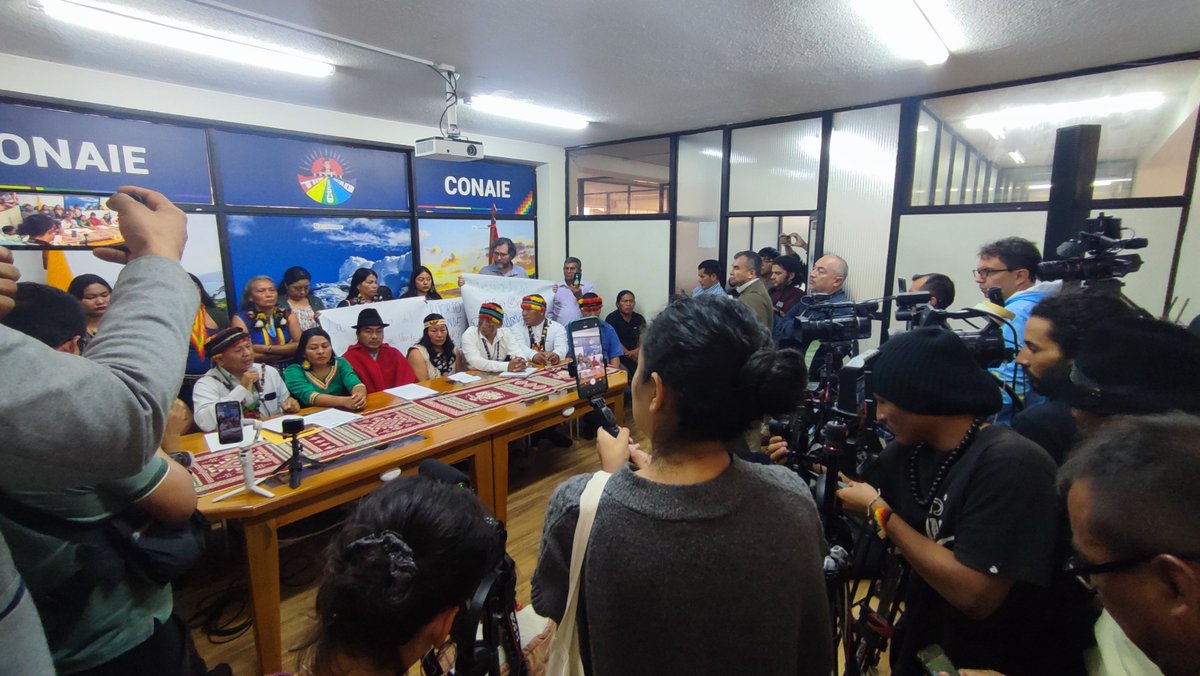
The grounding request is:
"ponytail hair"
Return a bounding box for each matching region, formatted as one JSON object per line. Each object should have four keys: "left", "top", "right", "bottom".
{"left": 303, "top": 476, "right": 495, "bottom": 674}
{"left": 639, "top": 295, "right": 807, "bottom": 445}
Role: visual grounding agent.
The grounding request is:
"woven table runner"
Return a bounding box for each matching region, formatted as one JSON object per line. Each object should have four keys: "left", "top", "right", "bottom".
{"left": 191, "top": 441, "right": 292, "bottom": 496}
{"left": 298, "top": 402, "right": 452, "bottom": 463}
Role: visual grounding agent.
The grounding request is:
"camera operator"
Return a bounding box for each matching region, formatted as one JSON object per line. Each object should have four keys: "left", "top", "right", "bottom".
{"left": 1060, "top": 414, "right": 1200, "bottom": 676}
{"left": 910, "top": 273, "right": 955, "bottom": 309}
{"left": 974, "top": 237, "right": 1060, "bottom": 424}
{"left": 775, "top": 254, "right": 851, "bottom": 350}
{"left": 835, "top": 328, "right": 1078, "bottom": 675}
{"left": 1010, "top": 293, "right": 1135, "bottom": 465}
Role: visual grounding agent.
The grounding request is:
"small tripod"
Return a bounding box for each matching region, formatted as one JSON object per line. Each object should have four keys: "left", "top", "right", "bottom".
{"left": 272, "top": 417, "right": 324, "bottom": 489}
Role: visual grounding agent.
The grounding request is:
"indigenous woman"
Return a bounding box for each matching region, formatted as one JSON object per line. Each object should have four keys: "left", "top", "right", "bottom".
{"left": 399, "top": 265, "right": 442, "bottom": 300}
{"left": 230, "top": 275, "right": 300, "bottom": 365}
{"left": 284, "top": 327, "right": 367, "bottom": 410}
{"left": 407, "top": 313, "right": 461, "bottom": 380}
{"left": 66, "top": 273, "right": 111, "bottom": 353}
{"left": 338, "top": 268, "right": 384, "bottom": 307}
{"left": 279, "top": 266, "right": 324, "bottom": 331}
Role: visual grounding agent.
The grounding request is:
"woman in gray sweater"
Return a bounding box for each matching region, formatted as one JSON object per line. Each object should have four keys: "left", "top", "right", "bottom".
{"left": 532, "top": 295, "right": 834, "bottom": 675}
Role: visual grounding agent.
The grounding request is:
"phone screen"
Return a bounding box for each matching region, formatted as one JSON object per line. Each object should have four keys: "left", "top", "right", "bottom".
{"left": 0, "top": 190, "right": 125, "bottom": 250}
{"left": 215, "top": 400, "right": 244, "bottom": 445}
{"left": 568, "top": 317, "right": 609, "bottom": 399}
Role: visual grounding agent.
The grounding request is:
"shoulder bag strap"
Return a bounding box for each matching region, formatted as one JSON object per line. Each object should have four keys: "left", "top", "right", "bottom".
{"left": 546, "top": 470, "right": 612, "bottom": 676}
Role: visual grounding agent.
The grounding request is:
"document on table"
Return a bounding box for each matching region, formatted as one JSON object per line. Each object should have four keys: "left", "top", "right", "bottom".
{"left": 303, "top": 408, "right": 363, "bottom": 428}
{"left": 499, "top": 367, "right": 538, "bottom": 378}
{"left": 204, "top": 425, "right": 256, "bottom": 451}
{"left": 262, "top": 416, "right": 305, "bottom": 435}
{"left": 384, "top": 383, "right": 439, "bottom": 400}
{"left": 447, "top": 372, "right": 482, "bottom": 384}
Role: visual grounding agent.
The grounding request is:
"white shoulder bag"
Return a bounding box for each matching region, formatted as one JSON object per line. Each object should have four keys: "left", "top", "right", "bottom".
{"left": 545, "top": 470, "right": 612, "bottom": 676}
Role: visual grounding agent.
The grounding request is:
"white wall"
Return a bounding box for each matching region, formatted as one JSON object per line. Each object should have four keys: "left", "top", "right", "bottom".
{"left": 0, "top": 53, "right": 567, "bottom": 275}
{"left": 568, "top": 220, "right": 671, "bottom": 320}
{"left": 1176, "top": 163, "right": 1200, "bottom": 323}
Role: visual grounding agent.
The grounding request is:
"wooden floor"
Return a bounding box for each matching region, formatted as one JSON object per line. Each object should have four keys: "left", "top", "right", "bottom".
{"left": 179, "top": 417, "right": 651, "bottom": 675}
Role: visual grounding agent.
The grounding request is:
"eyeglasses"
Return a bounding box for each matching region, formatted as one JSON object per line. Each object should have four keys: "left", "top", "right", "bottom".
{"left": 972, "top": 267, "right": 1014, "bottom": 280}
{"left": 1064, "top": 552, "right": 1199, "bottom": 590}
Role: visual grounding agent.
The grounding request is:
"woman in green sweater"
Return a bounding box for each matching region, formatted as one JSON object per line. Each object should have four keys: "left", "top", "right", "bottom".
{"left": 284, "top": 327, "right": 367, "bottom": 410}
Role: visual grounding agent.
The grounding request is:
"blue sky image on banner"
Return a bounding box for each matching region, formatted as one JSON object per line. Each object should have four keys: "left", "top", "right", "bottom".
{"left": 226, "top": 215, "right": 412, "bottom": 310}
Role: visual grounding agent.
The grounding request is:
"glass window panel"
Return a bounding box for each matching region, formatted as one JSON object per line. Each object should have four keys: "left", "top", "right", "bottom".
{"left": 912, "top": 109, "right": 937, "bottom": 206}
{"left": 949, "top": 140, "right": 967, "bottom": 205}
{"left": 921, "top": 59, "right": 1200, "bottom": 202}
{"left": 727, "top": 216, "right": 751, "bottom": 268}
{"left": 568, "top": 138, "right": 670, "bottom": 215}
{"left": 934, "top": 129, "right": 952, "bottom": 205}
{"left": 675, "top": 131, "right": 724, "bottom": 295}
{"left": 729, "top": 118, "right": 822, "bottom": 211}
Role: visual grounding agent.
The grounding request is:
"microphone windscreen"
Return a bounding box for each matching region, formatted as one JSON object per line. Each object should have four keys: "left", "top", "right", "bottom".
{"left": 419, "top": 459, "right": 471, "bottom": 488}
{"left": 1057, "top": 240, "right": 1087, "bottom": 258}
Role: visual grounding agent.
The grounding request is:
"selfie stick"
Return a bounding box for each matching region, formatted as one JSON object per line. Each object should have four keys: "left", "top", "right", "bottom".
{"left": 213, "top": 421, "right": 274, "bottom": 502}
{"left": 588, "top": 396, "right": 621, "bottom": 438}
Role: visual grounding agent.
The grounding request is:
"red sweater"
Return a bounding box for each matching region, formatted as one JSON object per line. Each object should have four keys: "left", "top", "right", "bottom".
{"left": 343, "top": 342, "right": 418, "bottom": 393}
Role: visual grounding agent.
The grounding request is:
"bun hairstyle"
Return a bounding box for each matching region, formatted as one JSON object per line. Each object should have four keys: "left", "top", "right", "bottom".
{"left": 640, "top": 295, "right": 807, "bottom": 445}
{"left": 305, "top": 476, "right": 495, "bottom": 674}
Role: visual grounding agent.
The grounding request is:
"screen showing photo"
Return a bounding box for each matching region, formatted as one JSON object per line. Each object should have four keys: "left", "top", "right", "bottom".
{"left": 571, "top": 325, "right": 605, "bottom": 386}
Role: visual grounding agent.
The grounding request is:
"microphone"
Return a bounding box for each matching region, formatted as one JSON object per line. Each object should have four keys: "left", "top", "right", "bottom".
{"left": 419, "top": 459, "right": 471, "bottom": 489}
{"left": 1057, "top": 240, "right": 1089, "bottom": 258}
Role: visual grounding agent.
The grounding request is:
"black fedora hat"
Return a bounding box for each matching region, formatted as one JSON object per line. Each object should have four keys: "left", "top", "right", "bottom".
{"left": 352, "top": 307, "right": 389, "bottom": 329}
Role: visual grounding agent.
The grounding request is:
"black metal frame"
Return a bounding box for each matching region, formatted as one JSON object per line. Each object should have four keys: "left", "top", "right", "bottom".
{"left": 0, "top": 90, "right": 541, "bottom": 299}
{"left": 564, "top": 50, "right": 1200, "bottom": 318}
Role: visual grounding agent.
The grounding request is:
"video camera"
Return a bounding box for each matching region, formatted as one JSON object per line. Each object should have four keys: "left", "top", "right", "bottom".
{"left": 794, "top": 296, "right": 878, "bottom": 344}
{"left": 1038, "top": 213, "right": 1145, "bottom": 287}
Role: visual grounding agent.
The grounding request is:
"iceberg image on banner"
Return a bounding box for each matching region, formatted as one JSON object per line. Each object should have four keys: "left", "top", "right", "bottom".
{"left": 225, "top": 215, "right": 413, "bottom": 312}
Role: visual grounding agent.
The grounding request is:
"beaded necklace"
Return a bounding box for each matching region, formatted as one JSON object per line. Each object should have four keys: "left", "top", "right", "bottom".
{"left": 527, "top": 320, "right": 549, "bottom": 351}
{"left": 907, "top": 417, "right": 984, "bottom": 508}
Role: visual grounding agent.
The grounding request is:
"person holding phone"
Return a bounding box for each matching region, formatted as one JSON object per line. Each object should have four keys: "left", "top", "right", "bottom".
{"left": 460, "top": 302, "right": 527, "bottom": 373}
{"left": 532, "top": 295, "right": 832, "bottom": 675}
{"left": 550, "top": 257, "right": 593, "bottom": 325}
{"left": 279, "top": 266, "right": 324, "bottom": 331}
{"left": 192, "top": 326, "right": 299, "bottom": 432}
{"left": 285, "top": 327, "right": 368, "bottom": 409}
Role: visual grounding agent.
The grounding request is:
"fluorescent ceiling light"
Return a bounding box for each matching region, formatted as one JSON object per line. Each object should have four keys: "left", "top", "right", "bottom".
{"left": 1027, "top": 178, "right": 1133, "bottom": 190}
{"left": 965, "top": 92, "right": 1165, "bottom": 140}
{"left": 1008, "top": 150, "right": 1026, "bottom": 165}
{"left": 467, "top": 95, "right": 589, "bottom": 130}
{"left": 38, "top": 0, "right": 334, "bottom": 77}
{"left": 851, "top": 0, "right": 951, "bottom": 66}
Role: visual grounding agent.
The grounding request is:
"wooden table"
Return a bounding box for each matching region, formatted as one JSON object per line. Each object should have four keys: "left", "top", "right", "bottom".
{"left": 182, "top": 368, "right": 626, "bottom": 675}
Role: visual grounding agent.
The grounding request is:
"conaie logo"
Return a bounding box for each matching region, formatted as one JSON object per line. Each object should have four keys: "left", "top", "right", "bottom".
{"left": 0, "top": 134, "right": 149, "bottom": 174}
{"left": 444, "top": 176, "right": 511, "bottom": 198}
{"left": 297, "top": 150, "right": 356, "bottom": 205}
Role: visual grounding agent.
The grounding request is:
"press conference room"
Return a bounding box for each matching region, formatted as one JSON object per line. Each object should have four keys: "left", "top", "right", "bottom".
{"left": 2, "top": 1, "right": 1200, "bottom": 675}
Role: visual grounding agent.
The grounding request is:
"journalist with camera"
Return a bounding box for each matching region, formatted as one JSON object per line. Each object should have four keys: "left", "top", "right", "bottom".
{"left": 835, "top": 328, "right": 1082, "bottom": 675}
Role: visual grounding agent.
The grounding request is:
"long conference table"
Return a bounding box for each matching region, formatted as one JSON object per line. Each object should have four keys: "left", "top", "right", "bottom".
{"left": 180, "top": 365, "right": 627, "bottom": 675}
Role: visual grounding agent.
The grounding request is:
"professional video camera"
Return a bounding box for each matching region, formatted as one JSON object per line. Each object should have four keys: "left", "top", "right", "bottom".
{"left": 794, "top": 297, "right": 876, "bottom": 344}
{"left": 904, "top": 303, "right": 1015, "bottom": 369}
{"left": 1038, "top": 213, "right": 1145, "bottom": 288}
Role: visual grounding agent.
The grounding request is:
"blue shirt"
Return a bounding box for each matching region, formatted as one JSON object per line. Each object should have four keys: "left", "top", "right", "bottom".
{"left": 478, "top": 264, "right": 528, "bottom": 278}
{"left": 567, "top": 320, "right": 625, "bottom": 363}
{"left": 692, "top": 283, "right": 727, "bottom": 298}
{"left": 992, "top": 282, "right": 1057, "bottom": 424}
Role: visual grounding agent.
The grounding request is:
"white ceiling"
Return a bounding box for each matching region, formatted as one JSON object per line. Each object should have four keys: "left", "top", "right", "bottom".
{"left": 2, "top": 0, "right": 1199, "bottom": 149}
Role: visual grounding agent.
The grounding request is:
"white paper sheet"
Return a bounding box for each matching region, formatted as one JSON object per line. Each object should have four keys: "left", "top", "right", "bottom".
{"left": 447, "top": 372, "right": 482, "bottom": 384}
{"left": 384, "top": 383, "right": 440, "bottom": 400}
{"left": 303, "top": 408, "right": 363, "bottom": 428}
{"left": 262, "top": 416, "right": 306, "bottom": 435}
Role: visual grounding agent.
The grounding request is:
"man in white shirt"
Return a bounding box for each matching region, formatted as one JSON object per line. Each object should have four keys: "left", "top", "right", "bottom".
{"left": 513, "top": 294, "right": 569, "bottom": 365}
{"left": 549, "top": 257, "right": 593, "bottom": 325}
{"left": 460, "top": 302, "right": 529, "bottom": 373}
{"left": 193, "top": 326, "right": 299, "bottom": 432}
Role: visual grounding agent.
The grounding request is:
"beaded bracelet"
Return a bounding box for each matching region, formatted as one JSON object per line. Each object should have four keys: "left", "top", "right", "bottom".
{"left": 870, "top": 505, "right": 893, "bottom": 540}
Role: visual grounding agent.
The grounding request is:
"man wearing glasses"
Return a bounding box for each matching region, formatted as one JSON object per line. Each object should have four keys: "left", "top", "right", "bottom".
{"left": 1061, "top": 413, "right": 1200, "bottom": 676}
{"left": 974, "top": 237, "right": 1059, "bottom": 424}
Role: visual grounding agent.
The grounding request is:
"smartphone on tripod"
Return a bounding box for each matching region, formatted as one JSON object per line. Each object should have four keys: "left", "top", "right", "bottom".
{"left": 215, "top": 400, "right": 243, "bottom": 445}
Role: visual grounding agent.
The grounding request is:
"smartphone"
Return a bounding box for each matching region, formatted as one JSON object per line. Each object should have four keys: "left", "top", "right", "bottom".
{"left": 573, "top": 271, "right": 581, "bottom": 286}
{"left": 0, "top": 190, "right": 126, "bottom": 250}
{"left": 215, "top": 400, "right": 244, "bottom": 445}
{"left": 916, "top": 644, "right": 958, "bottom": 676}
{"left": 568, "top": 317, "right": 609, "bottom": 400}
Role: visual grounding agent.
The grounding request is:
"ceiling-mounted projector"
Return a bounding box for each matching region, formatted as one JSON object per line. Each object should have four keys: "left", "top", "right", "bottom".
{"left": 415, "top": 136, "right": 484, "bottom": 161}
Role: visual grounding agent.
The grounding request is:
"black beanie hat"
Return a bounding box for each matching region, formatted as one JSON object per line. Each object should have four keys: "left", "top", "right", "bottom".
{"left": 1065, "top": 318, "right": 1200, "bottom": 415}
{"left": 871, "top": 328, "right": 1002, "bottom": 416}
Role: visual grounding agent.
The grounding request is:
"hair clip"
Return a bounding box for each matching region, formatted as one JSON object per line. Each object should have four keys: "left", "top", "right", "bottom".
{"left": 348, "top": 530, "right": 418, "bottom": 579}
